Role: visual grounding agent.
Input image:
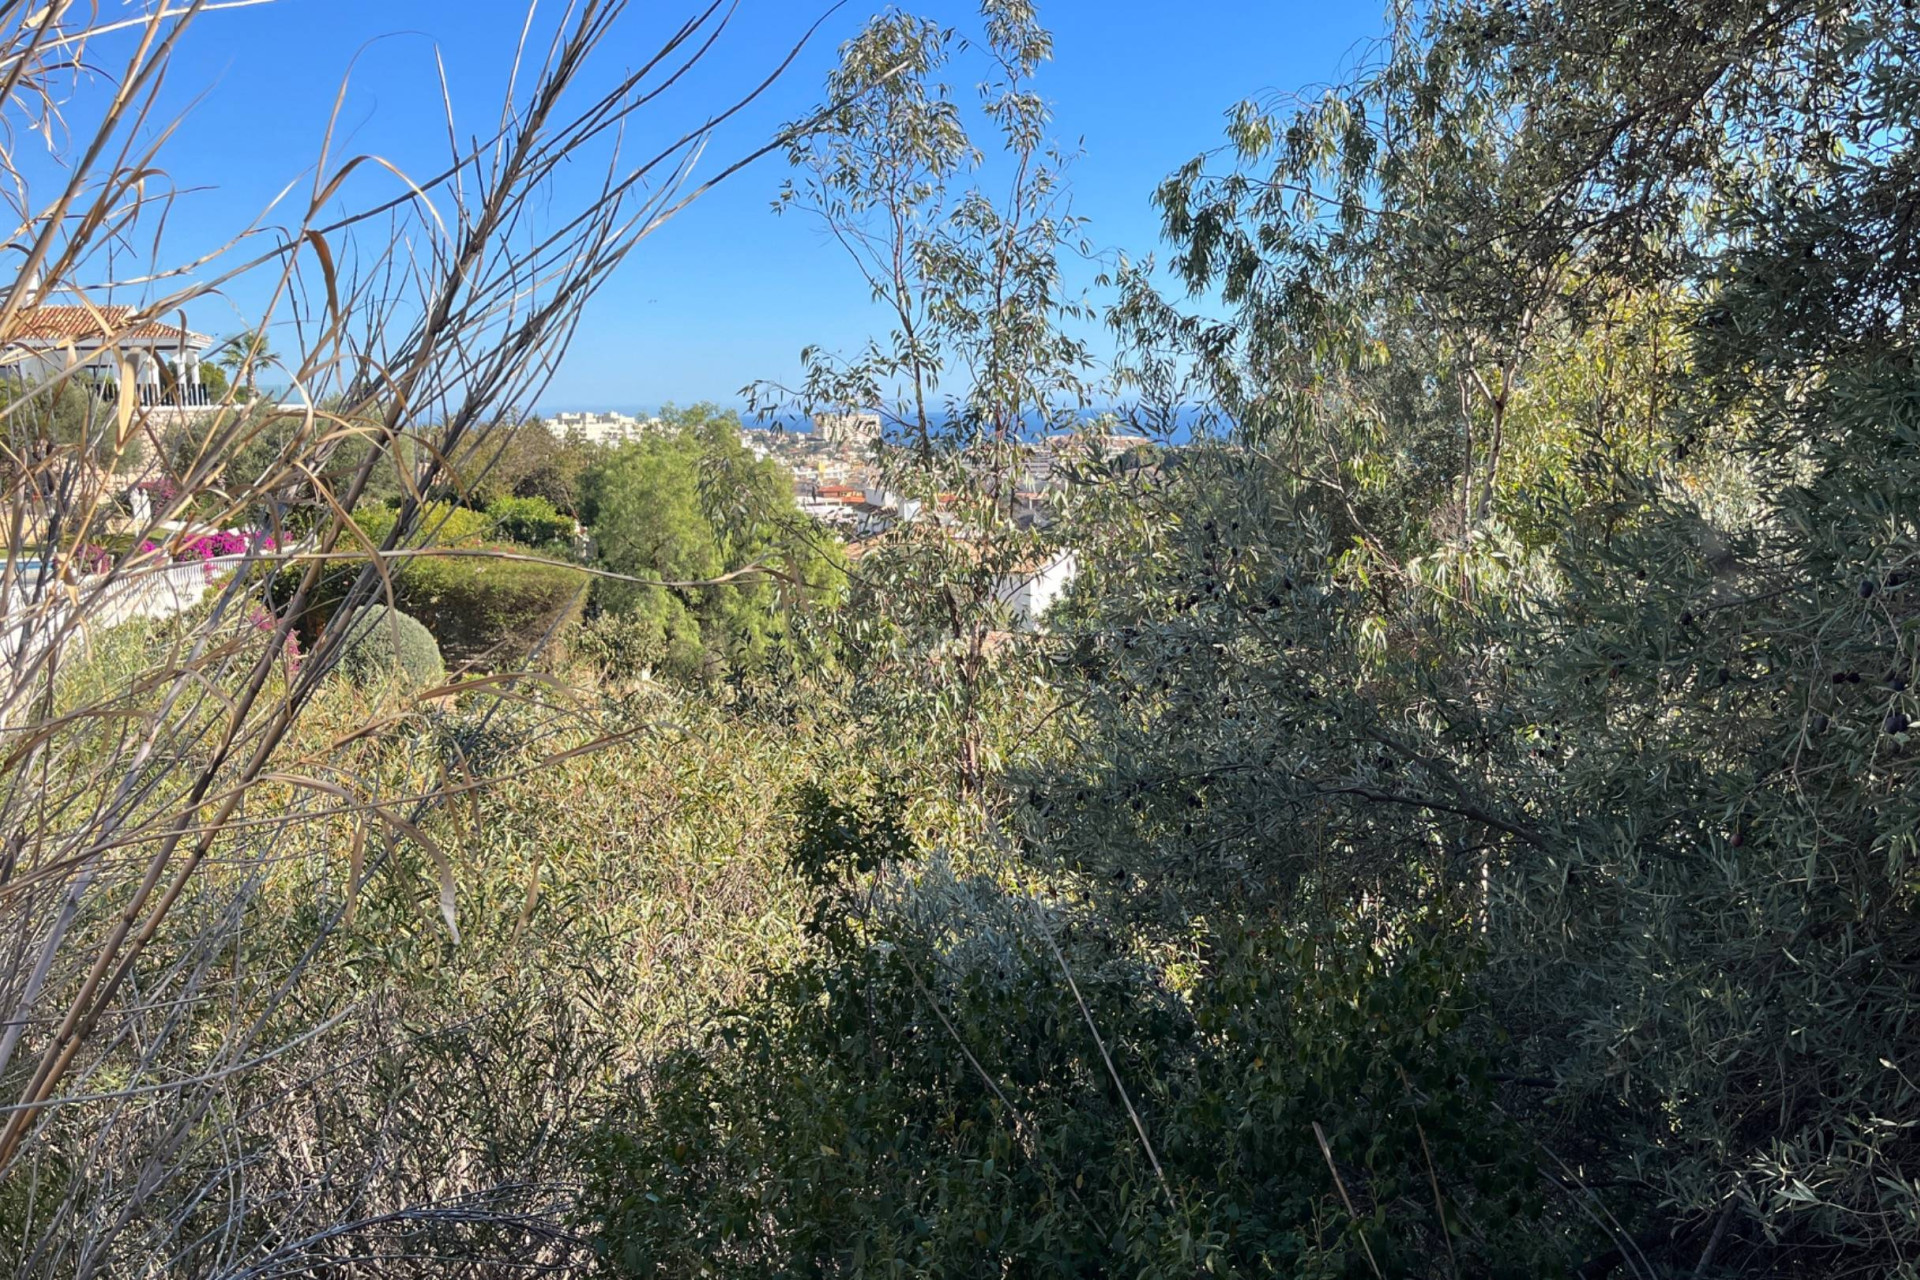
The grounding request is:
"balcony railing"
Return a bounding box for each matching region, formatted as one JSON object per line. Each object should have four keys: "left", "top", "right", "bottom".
{"left": 88, "top": 382, "right": 217, "bottom": 407}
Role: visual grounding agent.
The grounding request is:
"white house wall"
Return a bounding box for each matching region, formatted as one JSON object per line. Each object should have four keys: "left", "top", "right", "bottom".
{"left": 996, "top": 550, "right": 1076, "bottom": 631}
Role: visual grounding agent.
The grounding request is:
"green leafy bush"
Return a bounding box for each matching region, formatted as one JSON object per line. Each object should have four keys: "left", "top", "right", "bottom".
{"left": 487, "top": 494, "right": 574, "bottom": 549}
{"left": 580, "top": 794, "right": 1553, "bottom": 1279}
{"left": 336, "top": 606, "right": 445, "bottom": 688}
{"left": 580, "top": 408, "right": 844, "bottom": 682}
{"left": 437, "top": 417, "right": 604, "bottom": 513}
{"left": 567, "top": 610, "right": 698, "bottom": 683}
{"left": 350, "top": 500, "right": 492, "bottom": 549}
{"left": 401, "top": 547, "right": 587, "bottom": 665}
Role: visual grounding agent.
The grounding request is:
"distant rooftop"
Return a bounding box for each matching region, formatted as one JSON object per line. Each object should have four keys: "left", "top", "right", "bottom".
{"left": 8, "top": 305, "right": 211, "bottom": 348}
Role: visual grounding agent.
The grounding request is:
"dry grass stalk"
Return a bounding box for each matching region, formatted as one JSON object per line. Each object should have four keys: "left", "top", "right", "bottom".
{"left": 0, "top": 1, "right": 843, "bottom": 1273}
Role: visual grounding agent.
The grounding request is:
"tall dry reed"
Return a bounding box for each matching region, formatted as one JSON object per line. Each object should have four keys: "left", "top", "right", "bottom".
{"left": 0, "top": 2, "right": 839, "bottom": 1273}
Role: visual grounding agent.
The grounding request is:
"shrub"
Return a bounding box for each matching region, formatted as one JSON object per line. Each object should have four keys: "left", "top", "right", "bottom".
{"left": 401, "top": 547, "right": 587, "bottom": 665}
{"left": 278, "top": 504, "right": 583, "bottom": 666}
{"left": 351, "top": 500, "right": 491, "bottom": 549}
{"left": 159, "top": 529, "right": 279, "bottom": 562}
{"left": 581, "top": 417, "right": 844, "bottom": 681}
{"left": 336, "top": 606, "right": 444, "bottom": 688}
{"left": 567, "top": 610, "right": 696, "bottom": 683}
{"left": 580, "top": 794, "right": 1552, "bottom": 1279}
{"left": 488, "top": 494, "right": 574, "bottom": 549}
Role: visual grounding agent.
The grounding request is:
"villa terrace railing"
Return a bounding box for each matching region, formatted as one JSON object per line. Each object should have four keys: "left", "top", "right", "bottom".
{"left": 0, "top": 555, "right": 245, "bottom": 664}
{"left": 81, "top": 382, "right": 218, "bottom": 407}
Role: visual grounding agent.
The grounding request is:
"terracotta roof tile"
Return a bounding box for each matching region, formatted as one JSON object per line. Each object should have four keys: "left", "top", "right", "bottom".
{"left": 8, "top": 305, "right": 209, "bottom": 346}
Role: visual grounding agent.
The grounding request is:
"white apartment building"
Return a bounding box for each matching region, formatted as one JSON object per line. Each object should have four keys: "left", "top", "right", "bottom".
{"left": 996, "top": 550, "right": 1077, "bottom": 631}
{"left": 547, "top": 411, "right": 664, "bottom": 445}
{"left": 812, "top": 411, "right": 882, "bottom": 445}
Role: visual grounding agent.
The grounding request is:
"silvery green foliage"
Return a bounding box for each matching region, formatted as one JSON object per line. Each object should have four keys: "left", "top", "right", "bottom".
{"left": 1040, "top": 1, "right": 1920, "bottom": 1274}
{"left": 749, "top": 2, "right": 1100, "bottom": 798}
{"left": 583, "top": 2, "right": 1919, "bottom": 1275}
{"left": 584, "top": 774, "right": 1551, "bottom": 1279}
{"left": 868, "top": 848, "right": 1033, "bottom": 986}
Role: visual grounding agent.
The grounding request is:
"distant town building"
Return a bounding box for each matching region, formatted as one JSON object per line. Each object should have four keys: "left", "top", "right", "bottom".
{"left": 812, "top": 411, "right": 882, "bottom": 445}
{"left": 997, "top": 550, "right": 1077, "bottom": 631}
{"left": 547, "top": 411, "right": 663, "bottom": 445}
{"left": 1043, "top": 430, "right": 1154, "bottom": 459}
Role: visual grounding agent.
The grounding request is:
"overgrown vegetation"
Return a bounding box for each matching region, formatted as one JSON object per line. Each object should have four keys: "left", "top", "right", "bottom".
{"left": 0, "top": 1, "right": 847, "bottom": 1275}
{"left": 4, "top": 0, "right": 1915, "bottom": 1277}
{"left": 578, "top": 405, "right": 845, "bottom": 683}
{"left": 581, "top": 0, "right": 1920, "bottom": 1275}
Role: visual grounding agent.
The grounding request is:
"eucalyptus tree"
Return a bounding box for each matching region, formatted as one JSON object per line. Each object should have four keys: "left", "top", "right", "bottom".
{"left": 752, "top": 0, "right": 1097, "bottom": 800}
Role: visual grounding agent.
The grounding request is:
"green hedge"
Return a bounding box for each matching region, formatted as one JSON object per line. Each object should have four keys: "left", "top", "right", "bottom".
{"left": 399, "top": 547, "right": 587, "bottom": 664}
{"left": 350, "top": 500, "right": 492, "bottom": 549}
{"left": 487, "top": 495, "right": 574, "bottom": 549}
{"left": 280, "top": 504, "right": 586, "bottom": 667}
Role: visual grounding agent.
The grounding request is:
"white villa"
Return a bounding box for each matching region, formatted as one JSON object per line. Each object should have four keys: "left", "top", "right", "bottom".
{"left": 1, "top": 305, "right": 216, "bottom": 406}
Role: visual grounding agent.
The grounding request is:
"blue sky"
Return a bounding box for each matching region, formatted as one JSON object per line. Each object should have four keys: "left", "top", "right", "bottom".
{"left": 132, "top": 0, "right": 1387, "bottom": 413}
